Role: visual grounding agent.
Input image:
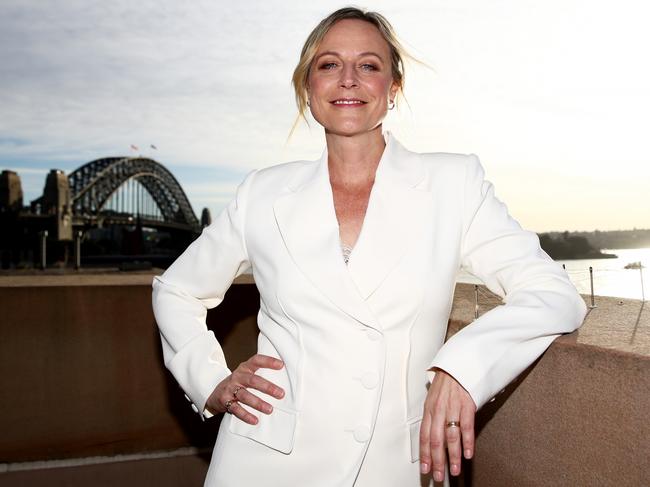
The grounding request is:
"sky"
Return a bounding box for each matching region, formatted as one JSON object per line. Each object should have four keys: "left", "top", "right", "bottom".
{"left": 1, "top": 0, "right": 648, "bottom": 233}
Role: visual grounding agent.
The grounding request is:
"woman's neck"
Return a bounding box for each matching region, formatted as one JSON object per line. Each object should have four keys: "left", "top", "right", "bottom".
{"left": 325, "top": 126, "right": 386, "bottom": 188}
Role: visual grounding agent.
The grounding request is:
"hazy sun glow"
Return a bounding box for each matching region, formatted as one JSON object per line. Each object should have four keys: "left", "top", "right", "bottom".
{"left": 0, "top": 0, "right": 648, "bottom": 232}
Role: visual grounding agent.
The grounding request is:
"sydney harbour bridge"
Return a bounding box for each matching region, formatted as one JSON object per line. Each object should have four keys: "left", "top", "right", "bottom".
{"left": 0, "top": 156, "right": 210, "bottom": 269}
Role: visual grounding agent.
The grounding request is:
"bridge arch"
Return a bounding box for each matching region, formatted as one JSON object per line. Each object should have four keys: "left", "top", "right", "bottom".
{"left": 68, "top": 157, "right": 198, "bottom": 228}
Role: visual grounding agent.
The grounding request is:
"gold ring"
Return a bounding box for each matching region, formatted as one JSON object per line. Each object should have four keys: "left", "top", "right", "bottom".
{"left": 233, "top": 386, "right": 243, "bottom": 399}
{"left": 446, "top": 421, "right": 460, "bottom": 428}
{"left": 225, "top": 399, "right": 235, "bottom": 413}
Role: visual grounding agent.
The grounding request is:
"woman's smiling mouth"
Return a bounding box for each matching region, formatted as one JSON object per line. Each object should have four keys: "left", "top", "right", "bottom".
{"left": 331, "top": 98, "right": 366, "bottom": 106}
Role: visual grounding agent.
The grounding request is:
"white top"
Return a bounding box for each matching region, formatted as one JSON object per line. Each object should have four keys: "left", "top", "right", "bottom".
{"left": 340, "top": 240, "right": 353, "bottom": 265}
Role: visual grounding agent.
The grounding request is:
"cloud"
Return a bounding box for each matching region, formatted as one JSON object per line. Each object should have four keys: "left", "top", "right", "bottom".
{"left": 0, "top": 1, "right": 440, "bottom": 171}
{"left": 0, "top": 0, "right": 329, "bottom": 170}
{"left": 1, "top": 1, "right": 649, "bottom": 231}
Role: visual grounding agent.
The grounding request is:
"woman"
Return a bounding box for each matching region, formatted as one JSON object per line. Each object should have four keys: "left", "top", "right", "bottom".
{"left": 152, "top": 7, "right": 586, "bottom": 487}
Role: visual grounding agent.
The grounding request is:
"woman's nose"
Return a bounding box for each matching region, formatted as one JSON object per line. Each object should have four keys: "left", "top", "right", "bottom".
{"left": 339, "top": 65, "right": 358, "bottom": 88}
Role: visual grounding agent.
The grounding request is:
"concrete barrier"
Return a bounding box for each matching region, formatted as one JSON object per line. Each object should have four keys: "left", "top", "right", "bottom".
{"left": 0, "top": 274, "right": 647, "bottom": 486}
{"left": 0, "top": 273, "right": 258, "bottom": 465}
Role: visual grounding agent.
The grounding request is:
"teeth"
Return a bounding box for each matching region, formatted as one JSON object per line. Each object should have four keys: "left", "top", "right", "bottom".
{"left": 333, "top": 100, "right": 363, "bottom": 105}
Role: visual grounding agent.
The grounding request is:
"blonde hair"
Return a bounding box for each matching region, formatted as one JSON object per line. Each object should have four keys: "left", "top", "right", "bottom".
{"left": 289, "top": 7, "right": 414, "bottom": 137}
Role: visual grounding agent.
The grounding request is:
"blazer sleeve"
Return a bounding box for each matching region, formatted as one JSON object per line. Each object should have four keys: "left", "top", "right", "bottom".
{"left": 152, "top": 169, "right": 257, "bottom": 420}
{"left": 429, "top": 155, "right": 587, "bottom": 410}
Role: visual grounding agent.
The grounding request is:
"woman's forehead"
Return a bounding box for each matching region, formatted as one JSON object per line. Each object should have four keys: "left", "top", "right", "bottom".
{"left": 317, "top": 19, "right": 390, "bottom": 58}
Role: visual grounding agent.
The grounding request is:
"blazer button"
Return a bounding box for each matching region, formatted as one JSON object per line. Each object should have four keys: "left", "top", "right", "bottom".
{"left": 361, "top": 371, "right": 379, "bottom": 389}
{"left": 353, "top": 425, "right": 371, "bottom": 443}
{"left": 184, "top": 394, "right": 191, "bottom": 402}
{"left": 191, "top": 403, "right": 199, "bottom": 413}
{"left": 366, "top": 330, "right": 381, "bottom": 342}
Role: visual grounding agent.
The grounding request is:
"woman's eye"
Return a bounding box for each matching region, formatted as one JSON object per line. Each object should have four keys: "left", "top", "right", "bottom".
{"left": 361, "top": 64, "right": 377, "bottom": 71}
{"left": 320, "top": 62, "right": 337, "bottom": 70}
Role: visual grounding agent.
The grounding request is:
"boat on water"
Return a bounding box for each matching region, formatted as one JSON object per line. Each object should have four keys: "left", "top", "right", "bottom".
{"left": 624, "top": 261, "right": 645, "bottom": 269}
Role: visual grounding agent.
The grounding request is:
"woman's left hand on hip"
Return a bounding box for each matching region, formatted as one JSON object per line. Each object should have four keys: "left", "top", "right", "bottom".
{"left": 419, "top": 368, "right": 477, "bottom": 482}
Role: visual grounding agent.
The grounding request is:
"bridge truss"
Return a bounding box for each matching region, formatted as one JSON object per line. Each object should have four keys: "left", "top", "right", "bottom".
{"left": 68, "top": 157, "right": 199, "bottom": 230}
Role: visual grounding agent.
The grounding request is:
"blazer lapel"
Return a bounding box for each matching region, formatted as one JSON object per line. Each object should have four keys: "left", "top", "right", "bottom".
{"left": 273, "top": 152, "right": 379, "bottom": 329}
{"left": 346, "top": 133, "right": 430, "bottom": 299}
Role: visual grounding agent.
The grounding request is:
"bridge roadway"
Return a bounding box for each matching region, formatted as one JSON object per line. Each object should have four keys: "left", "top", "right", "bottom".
{"left": 70, "top": 214, "right": 200, "bottom": 233}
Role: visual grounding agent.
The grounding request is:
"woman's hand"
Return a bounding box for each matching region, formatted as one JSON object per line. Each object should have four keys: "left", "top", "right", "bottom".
{"left": 206, "top": 354, "right": 285, "bottom": 424}
{"left": 419, "top": 368, "right": 477, "bottom": 482}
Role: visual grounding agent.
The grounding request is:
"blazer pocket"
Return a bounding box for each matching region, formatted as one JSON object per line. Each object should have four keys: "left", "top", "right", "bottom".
{"left": 228, "top": 405, "right": 298, "bottom": 454}
{"left": 407, "top": 416, "right": 423, "bottom": 463}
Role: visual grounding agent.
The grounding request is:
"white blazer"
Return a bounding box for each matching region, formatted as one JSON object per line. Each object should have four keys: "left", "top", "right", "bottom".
{"left": 152, "top": 131, "right": 586, "bottom": 486}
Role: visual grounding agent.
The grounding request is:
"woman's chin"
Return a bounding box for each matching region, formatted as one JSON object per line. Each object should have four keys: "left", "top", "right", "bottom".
{"left": 323, "top": 122, "right": 384, "bottom": 138}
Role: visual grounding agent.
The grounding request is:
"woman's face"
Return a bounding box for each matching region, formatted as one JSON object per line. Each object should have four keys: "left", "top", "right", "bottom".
{"left": 307, "top": 19, "right": 399, "bottom": 137}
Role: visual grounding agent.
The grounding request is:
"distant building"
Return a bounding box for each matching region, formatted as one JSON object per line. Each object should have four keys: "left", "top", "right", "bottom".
{"left": 0, "top": 170, "right": 23, "bottom": 212}
{"left": 32, "top": 169, "right": 73, "bottom": 241}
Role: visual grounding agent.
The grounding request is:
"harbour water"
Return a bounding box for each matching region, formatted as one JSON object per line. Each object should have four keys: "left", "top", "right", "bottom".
{"left": 457, "top": 247, "right": 650, "bottom": 301}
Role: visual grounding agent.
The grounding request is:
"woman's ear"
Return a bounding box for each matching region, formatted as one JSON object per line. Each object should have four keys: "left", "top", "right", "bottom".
{"left": 389, "top": 81, "right": 399, "bottom": 101}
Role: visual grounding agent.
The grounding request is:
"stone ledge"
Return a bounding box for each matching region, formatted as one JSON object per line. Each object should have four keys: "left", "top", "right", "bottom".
{"left": 450, "top": 282, "right": 649, "bottom": 357}
{"left": 0, "top": 275, "right": 647, "bottom": 486}
{"left": 0, "top": 449, "right": 210, "bottom": 487}
{"left": 0, "top": 271, "right": 254, "bottom": 287}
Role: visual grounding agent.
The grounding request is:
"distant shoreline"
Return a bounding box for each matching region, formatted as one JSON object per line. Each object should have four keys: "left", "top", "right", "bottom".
{"left": 539, "top": 233, "right": 616, "bottom": 260}
{"left": 562, "top": 251, "right": 618, "bottom": 260}
{"left": 541, "top": 228, "right": 650, "bottom": 251}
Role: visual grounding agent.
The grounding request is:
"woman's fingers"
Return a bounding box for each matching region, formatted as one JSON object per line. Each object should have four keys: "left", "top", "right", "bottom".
{"left": 460, "top": 402, "right": 476, "bottom": 459}
{"left": 430, "top": 406, "right": 447, "bottom": 483}
{"left": 227, "top": 400, "right": 259, "bottom": 425}
{"left": 445, "top": 406, "right": 463, "bottom": 477}
{"left": 210, "top": 354, "right": 286, "bottom": 420}
{"left": 216, "top": 354, "right": 286, "bottom": 421}
{"left": 419, "top": 411, "right": 432, "bottom": 474}
{"left": 419, "top": 394, "right": 447, "bottom": 482}
{"left": 246, "top": 372, "right": 285, "bottom": 399}
{"left": 236, "top": 354, "right": 285, "bottom": 398}
{"left": 248, "top": 354, "right": 284, "bottom": 372}
{"left": 235, "top": 387, "right": 274, "bottom": 415}
{"left": 420, "top": 369, "right": 477, "bottom": 481}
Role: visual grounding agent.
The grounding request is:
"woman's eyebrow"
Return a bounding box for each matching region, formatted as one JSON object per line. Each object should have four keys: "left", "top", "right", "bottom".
{"left": 358, "top": 51, "right": 383, "bottom": 60}
{"left": 315, "top": 50, "right": 384, "bottom": 61}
